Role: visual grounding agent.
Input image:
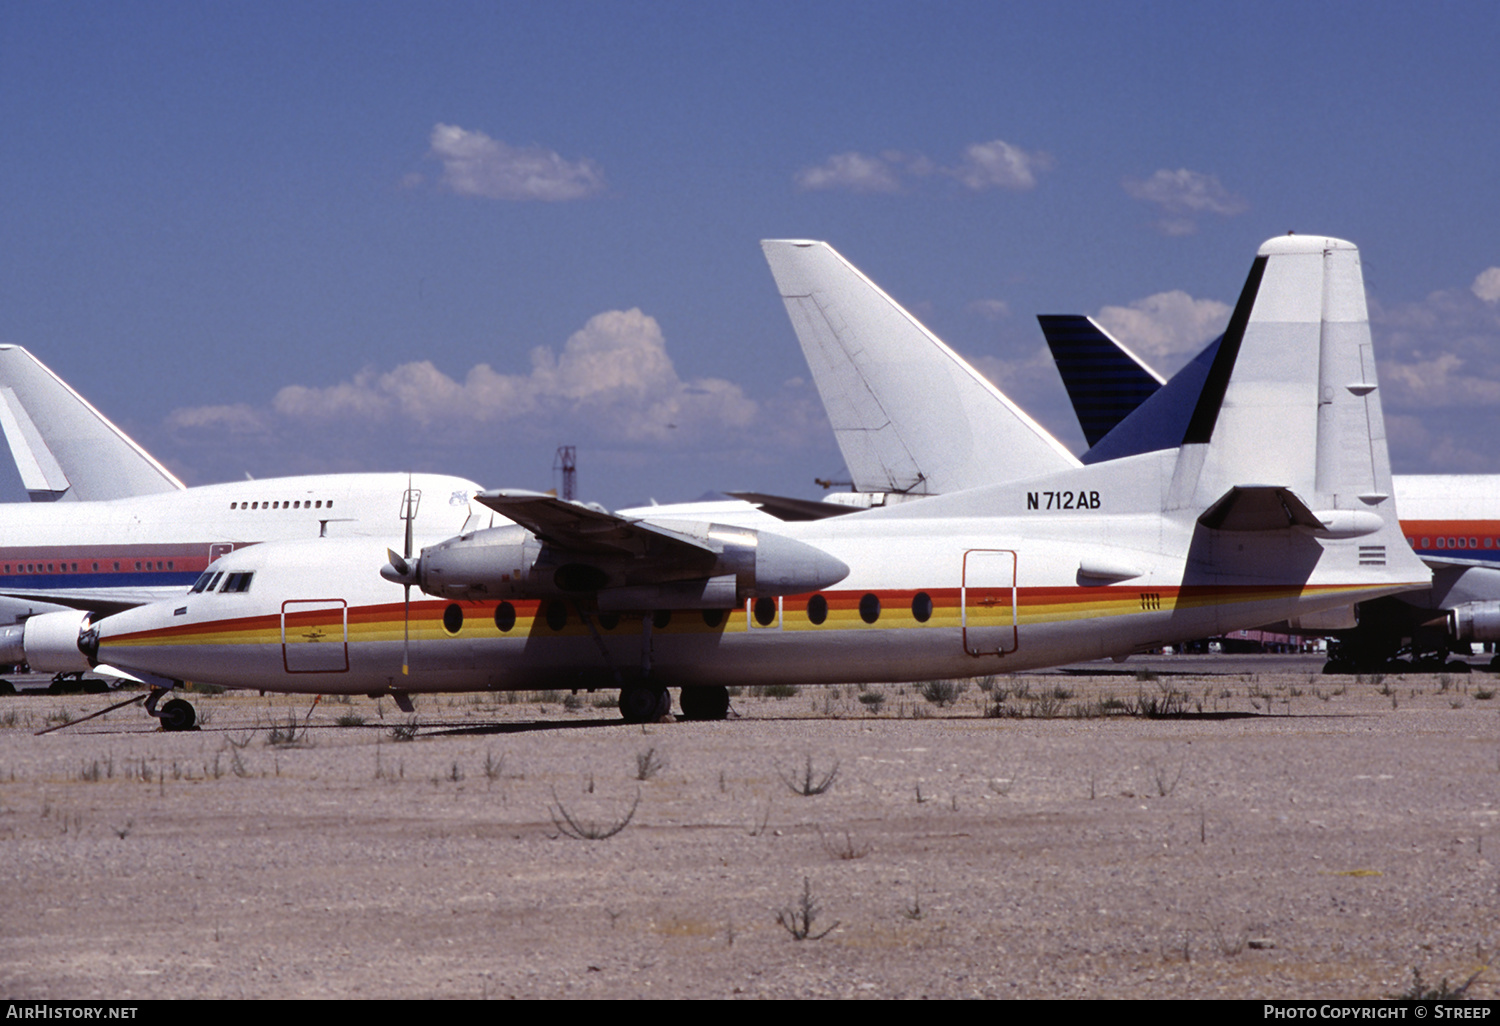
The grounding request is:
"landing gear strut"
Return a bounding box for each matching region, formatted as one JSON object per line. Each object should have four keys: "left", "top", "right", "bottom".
{"left": 145, "top": 688, "right": 197, "bottom": 731}
{"left": 618, "top": 684, "right": 671, "bottom": 723}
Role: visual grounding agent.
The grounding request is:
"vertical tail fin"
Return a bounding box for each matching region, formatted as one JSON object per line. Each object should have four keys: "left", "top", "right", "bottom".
{"left": 1175, "top": 235, "right": 1398, "bottom": 527}
{"left": 1037, "top": 314, "right": 1164, "bottom": 447}
{"left": 0, "top": 346, "right": 184, "bottom": 501}
{"left": 761, "top": 240, "right": 1078, "bottom": 495}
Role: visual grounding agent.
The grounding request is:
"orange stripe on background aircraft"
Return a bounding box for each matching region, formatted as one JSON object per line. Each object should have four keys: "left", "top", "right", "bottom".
{"left": 9, "top": 234, "right": 1431, "bottom": 727}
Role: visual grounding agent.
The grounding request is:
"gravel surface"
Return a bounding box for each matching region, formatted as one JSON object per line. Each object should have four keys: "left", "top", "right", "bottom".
{"left": 2, "top": 658, "right": 1497, "bottom": 1000}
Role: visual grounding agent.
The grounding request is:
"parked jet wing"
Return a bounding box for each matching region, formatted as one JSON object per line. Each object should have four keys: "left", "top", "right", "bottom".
{"left": 472, "top": 489, "right": 722, "bottom": 560}
{"left": 724, "top": 491, "right": 859, "bottom": 522}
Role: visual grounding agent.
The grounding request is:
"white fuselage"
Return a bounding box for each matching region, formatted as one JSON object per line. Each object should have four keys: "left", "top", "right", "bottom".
{"left": 0, "top": 473, "right": 486, "bottom": 613}
{"left": 83, "top": 452, "right": 1428, "bottom": 696}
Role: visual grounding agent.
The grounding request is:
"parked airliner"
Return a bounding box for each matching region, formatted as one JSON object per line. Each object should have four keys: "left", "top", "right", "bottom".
{"left": 761, "top": 238, "right": 1500, "bottom": 671}
{"left": 10, "top": 236, "right": 1432, "bottom": 726}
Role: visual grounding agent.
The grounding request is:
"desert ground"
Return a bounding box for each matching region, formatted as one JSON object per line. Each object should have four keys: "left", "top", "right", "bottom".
{"left": 1, "top": 656, "right": 1497, "bottom": 1000}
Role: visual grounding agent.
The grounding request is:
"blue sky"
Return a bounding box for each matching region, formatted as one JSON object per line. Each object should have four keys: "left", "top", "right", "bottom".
{"left": 3, "top": 1, "right": 1499, "bottom": 507}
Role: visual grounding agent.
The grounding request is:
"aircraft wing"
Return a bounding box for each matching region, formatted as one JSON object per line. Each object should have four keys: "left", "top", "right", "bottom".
{"left": 472, "top": 489, "right": 720, "bottom": 559}
{"left": 1420, "top": 554, "right": 1500, "bottom": 572}
{"left": 725, "top": 491, "right": 859, "bottom": 522}
{"left": 0, "top": 587, "right": 165, "bottom": 617}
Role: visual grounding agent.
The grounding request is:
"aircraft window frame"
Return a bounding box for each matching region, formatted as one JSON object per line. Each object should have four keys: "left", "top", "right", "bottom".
{"left": 442, "top": 603, "right": 464, "bottom": 635}
{"left": 806, "top": 594, "right": 828, "bottom": 625}
{"left": 598, "top": 612, "right": 620, "bottom": 631}
{"left": 859, "top": 593, "right": 881, "bottom": 624}
{"left": 911, "top": 592, "right": 934, "bottom": 623}
{"left": 652, "top": 609, "right": 672, "bottom": 630}
{"left": 494, "top": 602, "right": 516, "bottom": 633}
{"left": 701, "top": 609, "right": 725, "bottom": 628}
{"left": 220, "top": 572, "right": 254, "bottom": 593}
{"left": 545, "top": 601, "right": 567, "bottom": 631}
{"left": 752, "top": 597, "right": 777, "bottom": 627}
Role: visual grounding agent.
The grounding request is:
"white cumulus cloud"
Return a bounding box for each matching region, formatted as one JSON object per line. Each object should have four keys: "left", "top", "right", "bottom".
{"left": 1471, "top": 267, "right": 1500, "bottom": 303}
{"left": 795, "top": 139, "right": 1051, "bottom": 195}
{"left": 948, "top": 140, "right": 1052, "bottom": 191}
{"left": 794, "top": 152, "right": 903, "bottom": 193}
{"left": 1093, "top": 290, "right": 1233, "bottom": 372}
{"left": 426, "top": 123, "right": 605, "bottom": 202}
{"left": 171, "top": 309, "right": 756, "bottom": 450}
{"left": 1123, "top": 169, "right": 1248, "bottom": 236}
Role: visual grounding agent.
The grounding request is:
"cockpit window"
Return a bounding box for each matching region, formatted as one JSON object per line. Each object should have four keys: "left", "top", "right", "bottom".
{"left": 191, "top": 571, "right": 225, "bottom": 594}
{"left": 220, "top": 572, "right": 254, "bottom": 593}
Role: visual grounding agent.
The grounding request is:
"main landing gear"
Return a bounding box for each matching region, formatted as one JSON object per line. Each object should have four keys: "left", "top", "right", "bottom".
{"left": 618, "top": 683, "right": 672, "bottom": 723}
{"left": 145, "top": 688, "right": 197, "bottom": 731}
{"left": 615, "top": 684, "right": 732, "bottom": 723}
{"left": 678, "top": 685, "right": 730, "bottom": 721}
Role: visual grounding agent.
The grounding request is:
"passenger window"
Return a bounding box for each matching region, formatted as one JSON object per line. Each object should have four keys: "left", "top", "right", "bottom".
{"left": 911, "top": 592, "right": 933, "bottom": 623}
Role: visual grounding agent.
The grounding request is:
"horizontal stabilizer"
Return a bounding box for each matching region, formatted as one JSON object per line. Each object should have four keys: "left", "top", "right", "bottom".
{"left": 1197, "top": 486, "right": 1323, "bottom": 532}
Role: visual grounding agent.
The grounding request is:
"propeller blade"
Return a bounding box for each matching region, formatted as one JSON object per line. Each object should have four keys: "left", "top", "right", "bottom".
{"left": 382, "top": 549, "right": 412, "bottom": 582}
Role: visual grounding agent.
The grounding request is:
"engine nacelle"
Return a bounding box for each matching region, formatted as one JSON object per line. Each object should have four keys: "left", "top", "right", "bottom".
{"left": 412, "top": 521, "right": 848, "bottom": 606}
{"left": 19, "top": 610, "right": 95, "bottom": 673}
{"left": 1447, "top": 601, "right": 1500, "bottom": 643}
{"left": 415, "top": 525, "right": 542, "bottom": 600}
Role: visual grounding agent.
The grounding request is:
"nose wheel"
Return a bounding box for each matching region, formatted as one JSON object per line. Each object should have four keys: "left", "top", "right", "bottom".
{"left": 145, "top": 689, "right": 198, "bottom": 731}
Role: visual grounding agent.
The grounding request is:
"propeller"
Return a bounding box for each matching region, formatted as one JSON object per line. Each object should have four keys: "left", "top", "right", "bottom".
{"left": 380, "top": 479, "right": 421, "bottom": 675}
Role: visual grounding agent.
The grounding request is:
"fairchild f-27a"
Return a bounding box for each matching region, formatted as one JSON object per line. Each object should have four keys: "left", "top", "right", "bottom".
{"left": 13, "top": 235, "right": 1431, "bottom": 725}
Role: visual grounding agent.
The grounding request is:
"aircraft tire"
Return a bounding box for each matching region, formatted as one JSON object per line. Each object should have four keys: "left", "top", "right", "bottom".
{"left": 619, "top": 684, "right": 670, "bottom": 724}
{"left": 159, "top": 698, "right": 197, "bottom": 732}
{"left": 679, "top": 686, "right": 730, "bottom": 721}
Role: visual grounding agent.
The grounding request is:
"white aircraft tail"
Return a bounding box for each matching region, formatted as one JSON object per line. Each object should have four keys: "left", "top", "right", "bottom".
{"left": 1168, "top": 235, "right": 1396, "bottom": 522}
{"left": 0, "top": 345, "right": 184, "bottom": 501}
{"left": 761, "top": 240, "right": 1078, "bottom": 495}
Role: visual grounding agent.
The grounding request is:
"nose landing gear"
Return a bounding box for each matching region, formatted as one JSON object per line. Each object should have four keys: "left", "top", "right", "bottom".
{"left": 145, "top": 688, "right": 197, "bottom": 731}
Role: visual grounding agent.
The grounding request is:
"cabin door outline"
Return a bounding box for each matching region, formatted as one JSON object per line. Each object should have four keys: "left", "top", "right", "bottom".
{"left": 281, "top": 598, "right": 350, "bottom": 673}
{"left": 962, "top": 549, "right": 1017, "bottom": 656}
